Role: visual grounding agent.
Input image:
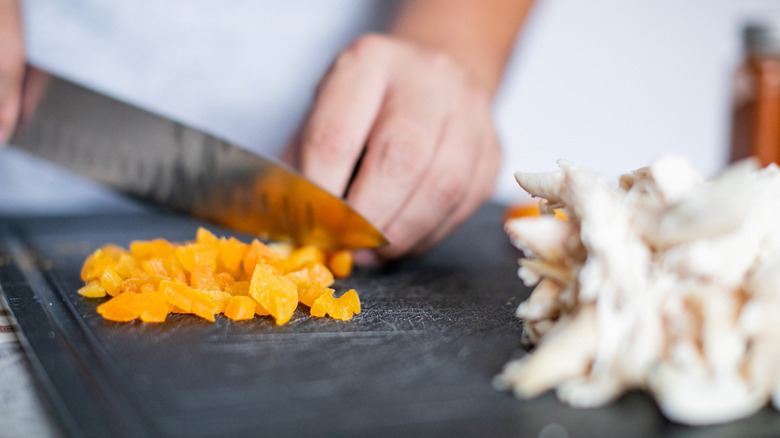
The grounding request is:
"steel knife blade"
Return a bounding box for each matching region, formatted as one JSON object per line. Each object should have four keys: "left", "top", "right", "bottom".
{"left": 10, "top": 68, "right": 388, "bottom": 250}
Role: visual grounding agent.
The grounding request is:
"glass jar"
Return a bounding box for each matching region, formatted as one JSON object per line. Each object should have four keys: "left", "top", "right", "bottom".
{"left": 731, "top": 18, "right": 780, "bottom": 166}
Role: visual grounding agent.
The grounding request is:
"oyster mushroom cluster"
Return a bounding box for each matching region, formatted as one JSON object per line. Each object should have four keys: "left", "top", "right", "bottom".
{"left": 495, "top": 156, "right": 780, "bottom": 425}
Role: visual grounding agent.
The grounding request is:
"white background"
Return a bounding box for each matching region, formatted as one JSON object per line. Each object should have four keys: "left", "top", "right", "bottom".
{"left": 3, "top": 0, "right": 780, "bottom": 213}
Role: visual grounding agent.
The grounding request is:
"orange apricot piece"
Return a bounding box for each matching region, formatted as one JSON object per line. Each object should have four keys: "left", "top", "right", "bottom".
{"left": 243, "top": 239, "right": 286, "bottom": 278}
{"left": 142, "top": 257, "right": 168, "bottom": 277}
{"left": 97, "top": 292, "right": 140, "bottom": 322}
{"left": 297, "top": 282, "right": 334, "bottom": 308}
{"left": 255, "top": 304, "right": 270, "bottom": 316}
{"left": 196, "top": 227, "right": 220, "bottom": 246}
{"left": 329, "top": 289, "right": 360, "bottom": 320}
{"left": 268, "top": 242, "right": 293, "bottom": 259}
{"left": 327, "top": 250, "right": 353, "bottom": 279}
{"left": 190, "top": 264, "right": 218, "bottom": 290}
{"left": 81, "top": 249, "right": 115, "bottom": 282}
{"left": 130, "top": 239, "right": 175, "bottom": 260}
{"left": 161, "top": 253, "right": 188, "bottom": 283}
{"left": 224, "top": 296, "right": 257, "bottom": 321}
{"left": 191, "top": 289, "right": 231, "bottom": 313}
{"left": 190, "top": 300, "right": 216, "bottom": 322}
{"left": 78, "top": 280, "right": 107, "bottom": 298}
{"left": 287, "top": 245, "right": 326, "bottom": 272}
{"left": 160, "top": 280, "right": 193, "bottom": 313}
{"left": 101, "top": 244, "right": 128, "bottom": 260}
{"left": 219, "top": 237, "right": 249, "bottom": 273}
{"left": 310, "top": 289, "right": 360, "bottom": 321}
{"left": 100, "top": 266, "right": 123, "bottom": 297}
{"left": 249, "top": 264, "right": 298, "bottom": 325}
{"left": 114, "top": 253, "right": 144, "bottom": 278}
{"left": 214, "top": 272, "right": 235, "bottom": 291}
{"left": 310, "top": 290, "right": 335, "bottom": 318}
{"left": 285, "top": 263, "right": 334, "bottom": 288}
{"left": 137, "top": 291, "right": 169, "bottom": 323}
{"left": 176, "top": 243, "right": 218, "bottom": 273}
{"left": 226, "top": 281, "right": 250, "bottom": 296}
{"left": 120, "top": 278, "right": 144, "bottom": 294}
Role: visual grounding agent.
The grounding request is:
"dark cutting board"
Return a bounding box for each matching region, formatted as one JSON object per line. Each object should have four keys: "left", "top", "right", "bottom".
{"left": 2, "top": 204, "right": 779, "bottom": 437}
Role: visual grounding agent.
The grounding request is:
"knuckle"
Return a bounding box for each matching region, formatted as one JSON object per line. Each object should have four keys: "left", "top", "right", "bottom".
{"left": 336, "top": 33, "right": 388, "bottom": 68}
{"left": 422, "top": 50, "right": 455, "bottom": 74}
{"left": 352, "top": 33, "right": 389, "bottom": 52}
{"left": 429, "top": 169, "right": 469, "bottom": 208}
{"left": 305, "top": 123, "right": 354, "bottom": 160}
{"left": 375, "top": 131, "right": 427, "bottom": 179}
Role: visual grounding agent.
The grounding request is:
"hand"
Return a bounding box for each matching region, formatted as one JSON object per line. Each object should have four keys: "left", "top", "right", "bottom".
{"left": 0, "top": 0, "right": 24, "bottom": 145}
{"left": 289, "top": 34, "right": 502, "bottom": 263}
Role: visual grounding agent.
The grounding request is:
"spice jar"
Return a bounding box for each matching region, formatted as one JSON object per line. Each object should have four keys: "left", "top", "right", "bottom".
{"left": 731, "top": 18, "right": 780, "bottom": 166}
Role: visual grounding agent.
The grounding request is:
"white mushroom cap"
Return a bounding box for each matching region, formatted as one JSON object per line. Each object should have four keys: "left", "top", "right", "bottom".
{"left": 498, "top": 156, "right": 780, "bottom": 426}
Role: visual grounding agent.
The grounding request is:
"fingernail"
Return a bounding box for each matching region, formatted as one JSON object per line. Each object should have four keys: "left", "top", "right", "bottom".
{"left": 353, "top": 249, "right": 381, "bottom": 267}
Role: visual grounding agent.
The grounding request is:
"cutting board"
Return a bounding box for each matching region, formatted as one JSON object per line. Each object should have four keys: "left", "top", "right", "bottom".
{"left": 2, "top": 204, "right": 779, "bottom": 437}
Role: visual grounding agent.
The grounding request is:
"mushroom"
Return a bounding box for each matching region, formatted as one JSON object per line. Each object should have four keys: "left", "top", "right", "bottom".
{"left": 496, "top": 156, "right": 780, "bottom": 425}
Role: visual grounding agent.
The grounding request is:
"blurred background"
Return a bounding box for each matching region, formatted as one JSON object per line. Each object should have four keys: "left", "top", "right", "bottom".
{"left": 1, "top": 0, "right": 779, "bottom": 213}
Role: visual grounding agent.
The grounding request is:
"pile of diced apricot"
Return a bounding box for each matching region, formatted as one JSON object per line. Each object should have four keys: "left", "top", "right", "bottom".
{"left": 78, "top": 228, "right": 360, "bottom": 325}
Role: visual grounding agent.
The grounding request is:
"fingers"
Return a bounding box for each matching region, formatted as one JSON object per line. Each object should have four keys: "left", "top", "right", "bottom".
{"left": 296, "top": 35, "right": 501, "bottom": 261}
{"left": 0, "top": 0, "right": 24, "bottom": 144}
{"left": 373, "top": 98, "right": 498, "bottom": 260}
{"left": 299, "top": 35, "right": 390, "bottom": 198}
{"left": 344, "top": 57, "right": 449, "bottom": 232}
{"left": 409, "top": 118, "right": 501, "bottom": 257}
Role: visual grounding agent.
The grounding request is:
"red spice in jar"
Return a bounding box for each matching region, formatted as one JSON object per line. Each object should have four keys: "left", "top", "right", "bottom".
{"left": 731, "top": 19, "right": 780, "bottom": 166}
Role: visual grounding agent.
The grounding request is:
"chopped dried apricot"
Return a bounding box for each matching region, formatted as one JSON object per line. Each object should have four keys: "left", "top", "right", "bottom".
{"left": 310, "top": 289, "right": 360, "bottom": 321}
{"left": 504, "top": 202, "right": 568, "bottom": 221}
{"left": 219, "top": 237, "right": 249, "bottom": 273}
{"left": 196, "top": 227, "right": 220, "bottom": 246}
{"left": 310, "top": 290, "right": 335, "bottom": 318}
{"left": 268, "top": 242, "right": 294, "bottom": 259}
{"left": 286, "top": 263, "right": 334, "bottom": 288}
{"left": 97, "top": 293, "right": 140, "bottom": 322}
{"left": 249, "top": 265, "right": 298, "bottom": 325}
{"left": 101, "top": 244, "right": 127, "bottom": 260}
{"left": 160, "top": 280, "right": 193, "bottom": 313}
{"left": 297, "top": 282, "right": 334, "bottom": 308}
{"left": 80, "top": 228, "right": 362, "bottom": 325}
{"left": 137, "top": 291, "right": 168, "bottom": 323}
{"left": 191, "top": 264, "right": 218, "bottom": 290}
{"left": 331, "top": 289, "right": 361, "bottom": 320}
{"left": 193, "top": 289, "right": 231, "bottom": 313}
{"left": 115, "top": 253, "right": 144, "bottom": 278}
{"left": 243, "top": 239, "right": 286, "bottom": 277}
{"left": 191, "top": 299, "right": 216, "bottom": 322}
{"left": 224, "top": 296, "right": 256, "bottom": 321}
{"left": 176, "top": 243, "right": 218, "bottom": 273}
{"left": 78, "top": 280, "right": 106, "bottom": 298}
{"left": 226, "top": 280, "right": 250, "bottom": 296}
{"left": 100, "top": 266, "right": 123, "bottom": 297}
{"left": 214, "top": 272, "right": 236, "bottom": 291}
{"left": 81, "top": 249, "right": 115, "bottom": 282}
{"left": 287, "top": 245, "right": 326, "bottom": 272}
{"left": 120, "top": 278, "right": 145, "bottom": 294}
{"left": 327, "top": 250, "right": 353, "bottom": 279}
{"left": 130, "top": 239, "right": 174, "bottom": 259}
{"left": 142, "top": 257, "right": 168, "bottom": 277}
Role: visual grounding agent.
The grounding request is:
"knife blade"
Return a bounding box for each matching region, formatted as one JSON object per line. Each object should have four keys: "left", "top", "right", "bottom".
{"left": 10, "top": 68, "right": 388, "bottom": 250}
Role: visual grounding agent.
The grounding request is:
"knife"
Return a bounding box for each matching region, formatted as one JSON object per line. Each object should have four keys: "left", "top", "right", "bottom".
{"left": 10, "top": 68, "right": 388, "bottom": 250}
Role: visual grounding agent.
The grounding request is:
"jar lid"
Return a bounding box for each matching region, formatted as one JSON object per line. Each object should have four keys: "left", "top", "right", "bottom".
{"left": 744, "top": 17, "right": 780, "bottom": 54}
